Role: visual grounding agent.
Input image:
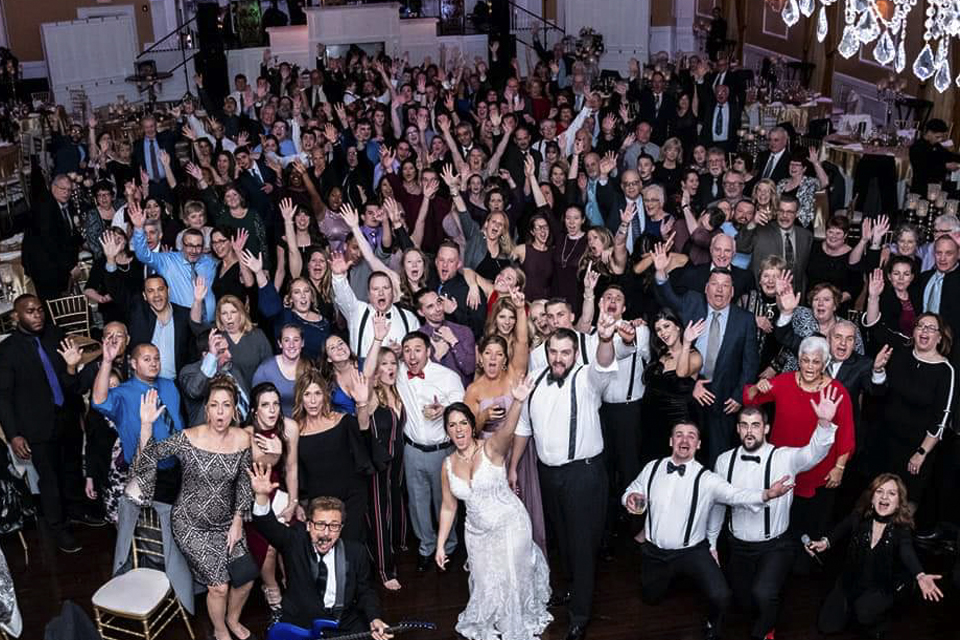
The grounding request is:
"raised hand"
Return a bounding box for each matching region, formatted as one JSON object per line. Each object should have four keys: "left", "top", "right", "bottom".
{"left": 508, "top": 287, "right": 525, "bottom": 309}
{"left": 57, "top": 337, "right": 83, "bottom": 368}
{"left": 101, "top": 231, "right": 124, "bottom": 261}
{"left": 139, "top": 388, "right": 166, "bottom": 426}
{"left": 597, "top": 312, "right": 617, "bottom": 341}
{"left": 873, "top": 344, "right": 893, "bottom": 370}
{"left": 599, "top": 151, "right": 617, "bottom": 176}
{"left": 247, "top": 462, "right": 280, "bottom": 498}
{"left": 810, "top": 384, "right": 842, "bottom": 424}
{"left": 231, "top": 228, "right": 249, "bottom": 256}
{"left": 343, "top": 368, "right": 368, "bottom": 401}
{"left": 193, "top": 275, "right": 208, "bottom": 302}
{"left": 683, "top": 318, "right": 707, "bottom": 344}
{"left": 372, "top": 311, "right": 391, "bottom": 341}
{"left": 872, "top": 214, "right": 890, "bottom": 244}
{"left": 510, "top": 373, "right": 537, "bottom": 402}
{"left": 185, "top": 162, "right": 204, "bottom": 182}
{"left": 279, "top": 197, "right": 296, "bottom": 223}
{"left": 440, "top": 293, "right": 458, "bottom": 315}
{"left": 652, "top": 241, "right": 671, "bottom": 275}
{"left": 340, "top": 203, "right": 360, "bottom": 229}
{"left": 620, "top": 201, "right": 637, "bottom": 226}
{"left": 583, "top": 261, "right": 600, "bottom": 292}
{"left": 440, "top": 164, "right": 459, "bottom": 189}
{"left": 239, "top": 250, "right": 263, "bottom": 274}
{"left": 128, "top": 200, "right": 145, "bottom": 229}
{"left": 330, "top": 250, "right": 350, "bottom": 275}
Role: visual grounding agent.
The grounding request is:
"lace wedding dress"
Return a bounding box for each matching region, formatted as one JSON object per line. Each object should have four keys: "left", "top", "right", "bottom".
{"left": 445, "top": 446, "right": 552, "bottom": 640}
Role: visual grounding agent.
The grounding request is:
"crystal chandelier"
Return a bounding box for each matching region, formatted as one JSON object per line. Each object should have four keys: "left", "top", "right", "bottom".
{"left": 780, "top": 0, "right": 960, "bottom": 92}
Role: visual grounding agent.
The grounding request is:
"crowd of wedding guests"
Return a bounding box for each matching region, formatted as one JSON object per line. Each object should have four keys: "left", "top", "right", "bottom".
{"left": 1, "top": 30, "right": 959, "bottom": 640}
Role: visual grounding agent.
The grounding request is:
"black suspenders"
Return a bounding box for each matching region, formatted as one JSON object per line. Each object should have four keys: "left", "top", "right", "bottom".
{"left": 645, "top": 458, "right": 664, "bottom": 536}
{"left": 683, "top": 467, "right": 709, "bottom": 547}
{"left": 763, "top": 447, "right": 777, "bottom": 539}
{"left": 579, "top": 332, "right": 590, "bottom": 364}
{"left": 358, "top": 307, "right": 411, "bottom": 351}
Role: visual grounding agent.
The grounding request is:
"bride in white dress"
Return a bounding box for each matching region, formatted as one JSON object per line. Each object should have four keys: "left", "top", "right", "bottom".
{"left": 436, "top": 380, "right": 552, "bottom": 640}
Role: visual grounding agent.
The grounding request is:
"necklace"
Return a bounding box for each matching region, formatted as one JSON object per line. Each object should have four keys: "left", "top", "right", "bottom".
{"left": 560, "top": 235, "right": 583, "bottom": 268}
{"left": 455, "top": 442, "right": 480, "bottom": 461}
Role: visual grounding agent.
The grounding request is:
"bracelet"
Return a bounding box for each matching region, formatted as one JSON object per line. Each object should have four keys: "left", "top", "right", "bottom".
{"left": 834, "top": 464, "right": 845, "bottom": 470}
{"left": 355, "top": 403, "right": 369, "bottom": 408}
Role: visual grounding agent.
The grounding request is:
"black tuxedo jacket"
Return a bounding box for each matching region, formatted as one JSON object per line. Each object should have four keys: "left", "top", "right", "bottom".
{"left": 253, "top": 510, "right": 381, "bottom": 631}
{"left": 833, "top": 351, "right": 886, "bottom": 428}
{"left": 753, "top": 149, "right": 791, "bottom": 184}
{"left": 638, "top": 89, "right": 677, "bottom": 145}
{"left": 0, "top": 324, "right": 75, "bottom": 443}
{"left": 22, "top": 195, "right": 81, "bottom": 298}
{"left": 670, "top": 262, "right": 756, "bottom": 300}
{"left": 654, "top": 279, "right": 759, "bottom": 404}
{"left": 127, "top": 301, "right": 195, "bottom": 373}
{"left": 237, "top": 159, "right": 278, "bottom": 227}
{"left": 429, "top": 272, "right": 487, "bottom": 339}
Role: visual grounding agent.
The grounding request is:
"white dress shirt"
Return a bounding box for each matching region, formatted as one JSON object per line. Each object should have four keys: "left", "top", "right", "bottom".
{"left": 622, "top": 458, "right": 765, "bottom": 550}
{"left": 332, "top": 274, "right": 420, "bottom": 355}
{"left": 517, "top": 358, "right": 618, "bottom": 466}
{"left": 397, "top": 361, "right": 464, "bottom": 446}
{"left": 602, "top": 324, "right": 651, "bottom": 403}
{"left": 707, "top": 423, "right": 836, "bottom": 547}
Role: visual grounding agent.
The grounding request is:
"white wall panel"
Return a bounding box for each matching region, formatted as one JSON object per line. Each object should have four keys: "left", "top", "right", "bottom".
{"left": 562, "top": 0, "right": 651, "bottom": 72}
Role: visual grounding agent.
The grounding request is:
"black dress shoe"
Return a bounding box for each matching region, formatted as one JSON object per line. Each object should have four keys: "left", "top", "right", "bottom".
{"left": 56, "top": 530, "right": 82, "bottom": 554}
{"left": 565, "top": 623, "right": 587, "bottom": 640}
{"left": 547, "top": 590, "right": 571, "bottom": 607}
{"left": 417, "top": 554, "right": 431, "bottom": 572}
{"left": 70, "top": 512, "right": 107, "bottom": 527}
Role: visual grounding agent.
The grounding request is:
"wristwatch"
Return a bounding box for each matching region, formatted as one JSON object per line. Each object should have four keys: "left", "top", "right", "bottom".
{"left": 915, "top": 446, "right": 927, "bottom": 456}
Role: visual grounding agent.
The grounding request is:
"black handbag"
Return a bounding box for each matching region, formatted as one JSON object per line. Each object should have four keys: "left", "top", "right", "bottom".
{"left": 227, "top": 552, "right": 259, "bottom": 587}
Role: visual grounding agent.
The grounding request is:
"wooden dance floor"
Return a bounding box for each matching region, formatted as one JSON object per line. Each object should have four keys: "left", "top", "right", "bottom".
{"left": 3, "top": 521, "right": 952, "bottom": 639}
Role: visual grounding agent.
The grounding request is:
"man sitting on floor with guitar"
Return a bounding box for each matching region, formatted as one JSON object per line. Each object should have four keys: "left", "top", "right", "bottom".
{"left": 250, "top": 463, "right": 392, "bottom": 640}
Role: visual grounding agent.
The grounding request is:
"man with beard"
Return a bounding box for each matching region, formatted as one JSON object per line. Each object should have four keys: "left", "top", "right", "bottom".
{"left": 622, "top": 422, "right": 794, "bottom": 640}
{"left": 512, "top": 315, "right": 623, "bottom": 640}
{"left": 706, "top": 396, "right": 840, "bottom": 640}
{"left": 250, "top": 469, "right": 390, "bottom": 638}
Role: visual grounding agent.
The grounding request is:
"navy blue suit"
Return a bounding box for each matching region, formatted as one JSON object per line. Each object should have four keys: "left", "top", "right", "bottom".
{"left": 655, "top": 278, "right": 759, "bottom": 465}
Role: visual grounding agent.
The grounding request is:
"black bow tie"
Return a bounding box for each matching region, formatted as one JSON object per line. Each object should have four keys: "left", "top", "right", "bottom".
{"left": 740, "top": 454, "right": 762, "bottom": 463}
{"left": 546, "top": 373, "right": 568, "bottom": 388}
{"left": 666, "top": 461, "right": 686, "bottom": 476}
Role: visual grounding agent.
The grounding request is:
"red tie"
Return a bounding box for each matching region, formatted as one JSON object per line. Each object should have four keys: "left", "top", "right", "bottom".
{"left": 407, "top": 370, "right": 425, "bottom": 380}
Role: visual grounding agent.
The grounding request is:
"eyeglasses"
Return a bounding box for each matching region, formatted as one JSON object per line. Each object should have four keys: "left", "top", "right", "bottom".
{"left": 622, "top": 180, "right": 641, "bottom": 187}
{"left": 916, "top": 323, "right": 940, "bottom": 334}
{"left": 307, "top": 520, "right": 342, "bottom": 532}
{"left": 183, "top": 243, "right": 204, "bottom": 250}
{"left": 723, "top": 181, "right": 743, "bottom": 187}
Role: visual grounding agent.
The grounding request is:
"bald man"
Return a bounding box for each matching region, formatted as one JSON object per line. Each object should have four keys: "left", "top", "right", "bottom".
{"left": 671, "top": 233, "right": 756, "bottom": 299}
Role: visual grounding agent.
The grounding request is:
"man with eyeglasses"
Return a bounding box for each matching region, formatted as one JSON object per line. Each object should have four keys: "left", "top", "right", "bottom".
{"left": 598, "top": 167, "right": 648, "bottom": 253}
{"left": 22, "top": 174, "right": 83, "bottom": 299}
{"left": 251, "top": 468, "right": 391, "bottom": 638}
{"left": 710, "top": 169, "right": 746, "bottom": 210}
{"left": 914, "top": 236, "right": 960, "bottom": 352}
{"left": 736, "top": 195, "right": 813, "bottom": 294}
{"left": 128, "top": 200, "right": 218, "bottom": 320}
{"left": 696, "top": 147, "right": 727, "bottom": 204}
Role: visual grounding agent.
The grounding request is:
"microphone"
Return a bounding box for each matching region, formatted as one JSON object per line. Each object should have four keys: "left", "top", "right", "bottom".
{"left": 801, "top": 534, "right": 823, "bottom": 566}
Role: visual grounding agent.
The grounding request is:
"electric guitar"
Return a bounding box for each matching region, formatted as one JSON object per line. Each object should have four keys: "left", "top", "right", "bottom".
{"left": 267, "top": 619, "right": 436, "bottom": 640}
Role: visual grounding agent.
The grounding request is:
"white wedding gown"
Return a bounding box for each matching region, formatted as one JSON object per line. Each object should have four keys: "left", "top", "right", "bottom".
{"left": 445, "top": 446, "right": 552, "bottom": 640}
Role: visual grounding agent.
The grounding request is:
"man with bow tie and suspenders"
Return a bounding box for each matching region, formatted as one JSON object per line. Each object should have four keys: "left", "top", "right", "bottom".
{"left": 705, "top": 389, "right": 840, "bottom": 640}
{"left": 622, "top": 421, "right": 794, "bottom": 640}
{"left": 511, "top": 314, "right": 630, "bottom": 640}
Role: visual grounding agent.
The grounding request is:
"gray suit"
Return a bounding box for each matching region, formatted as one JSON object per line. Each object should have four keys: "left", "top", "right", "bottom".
{"left": 735, "top": 223, "right": 814, "bottom": 294}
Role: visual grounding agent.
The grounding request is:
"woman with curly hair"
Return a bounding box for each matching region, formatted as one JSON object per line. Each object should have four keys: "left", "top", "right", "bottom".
{"left": 807, "top": 473, "right": 944, "bottom": 636}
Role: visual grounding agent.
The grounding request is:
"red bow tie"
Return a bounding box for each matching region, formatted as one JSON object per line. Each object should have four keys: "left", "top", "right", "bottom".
{"left": 407, "top": 370, "right": 425, "bottom": 380}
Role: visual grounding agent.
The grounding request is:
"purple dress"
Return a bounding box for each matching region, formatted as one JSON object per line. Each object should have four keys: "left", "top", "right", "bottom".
{"left": 478, "top": 395, "right": 547, "bottom": 554}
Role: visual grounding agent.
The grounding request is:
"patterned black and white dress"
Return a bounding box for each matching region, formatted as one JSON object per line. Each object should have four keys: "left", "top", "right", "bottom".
{"left": 132, "top": 431, "right": 253, "bottom": 585}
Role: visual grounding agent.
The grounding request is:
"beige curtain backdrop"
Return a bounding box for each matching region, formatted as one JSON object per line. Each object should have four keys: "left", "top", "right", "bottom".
{"left": 802, "top": 2, "right": 840, "bottom": 96}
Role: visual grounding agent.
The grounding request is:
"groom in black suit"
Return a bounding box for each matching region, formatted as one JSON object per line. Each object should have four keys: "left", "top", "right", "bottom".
{"left": 250, "top": 464, "right": 391, "bottom": 638}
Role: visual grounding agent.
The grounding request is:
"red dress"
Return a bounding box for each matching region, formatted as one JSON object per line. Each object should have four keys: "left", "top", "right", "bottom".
{"left": 743, "top": 373, "right": 855, "bottom": 498}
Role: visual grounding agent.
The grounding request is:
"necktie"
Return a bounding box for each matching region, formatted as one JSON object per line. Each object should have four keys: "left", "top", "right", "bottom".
{"left": 585, "top": 180, "right": 602, "bottom": 226}
{"left": 740, "top": 454, "right": 762, "bottom": 463}
{"left": 250, "top": 165, "right": 263, "bottom": 185}
{"left": 629, "top": 201, "right": 642, "bottom": 253}
{"left": 713, "top": 71, "right": 724, "bottom": 89}
{"left": 148, "top": 139, "right": 160, "bottom": 181}
{"left": 666, "top": 461, "right": 686, "bottom": 476}
{"left": 654, "top": 94, "right": 661, "bottom": 115}
{"left": 783, "top": 232, "right": 795, "bottom": 266}
{"left": 703, "top": 311, "right": 722, "bottom": 379}
{"left": 406, "top": 370, "right": 425, "bottom": 380}
{"left": 762, "top": 153, "right": 776, "bottom": 179}
{"left": 316, "top": 551, "right": 328, "bottom": 604}
{"left": 34, "top": 337, "right": 64, "bottom": 407}
{"left": 714, "top": 106, "right": 723, "bottom": 137}
{"left": 60, "top": 203, "right": 74, "bottom": 232}
{"left": 926, "top": 272, "right": 945, "bottom": 313}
